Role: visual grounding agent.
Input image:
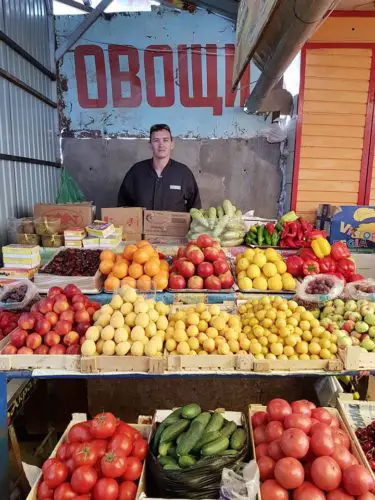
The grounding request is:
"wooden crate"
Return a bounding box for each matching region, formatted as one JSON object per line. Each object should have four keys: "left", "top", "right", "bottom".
{"left": 165, "top": 353, "right": 253, "bottom": 372}
{"left": 26, "top": 413, "right": 151, "bottom": 500}
{"left": 80, "top": 355, "right": 165, "bottom": 373}
{"left": 338, "top": 345, "right": 375, "bottom": 370}
{"left": 252, "top": 356, "right": 343, "bottom": 373}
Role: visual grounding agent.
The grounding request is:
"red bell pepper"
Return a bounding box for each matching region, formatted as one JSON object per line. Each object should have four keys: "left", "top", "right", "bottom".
{"left": 305, "top": 229, "right": 328, "bottom": 240}
{"left": 299, "top": 217, "right": 313, "bottom": 235}
{"left": 299, "top": 248, "right": 318, "bottom": 262}
{"left": 347, "top": 273, "right": 365, "bottom": 283}
{"left": 286, "top": 255, "right": 304, "bottom": 277}
{"left": 266, "top": 223, "right": 274, "bottom": 235}
{"left": 303, "top": 260, "right": 320, "bottom": 276}
{"left": 319, "top": 256, "right": 336, "bottom": 274}
{"left": 330, "top": 241, "right": 350, "bottom": 261}
{"left": 336, "top": 258, "right": 356, "bottom": 279}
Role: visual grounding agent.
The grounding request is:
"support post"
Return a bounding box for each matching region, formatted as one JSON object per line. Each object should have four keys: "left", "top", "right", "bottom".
{"left": 0, "top": 372, "right": 9, "bottom": 500}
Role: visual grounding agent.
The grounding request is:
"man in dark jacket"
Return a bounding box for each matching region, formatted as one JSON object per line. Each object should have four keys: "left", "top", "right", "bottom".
{"left": 117, "top": 124, "right": 201, "bottom": 212}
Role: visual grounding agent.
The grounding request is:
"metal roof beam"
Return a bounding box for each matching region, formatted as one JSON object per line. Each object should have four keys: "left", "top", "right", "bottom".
{"left": 55, "top": 0, "right": 94, "bottom": 13}
{"left": 55, "top": 0, "right": 113, "bottom": 61}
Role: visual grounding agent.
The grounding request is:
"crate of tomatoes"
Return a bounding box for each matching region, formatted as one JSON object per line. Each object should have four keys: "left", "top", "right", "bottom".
{"left": 28, "top": 412, "right": 151, "bottom": 500}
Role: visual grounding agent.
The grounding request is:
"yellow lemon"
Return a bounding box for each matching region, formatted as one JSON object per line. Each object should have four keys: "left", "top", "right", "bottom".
{"left": 253, "top": 276, "right": 268, "bottom": 291}
{"left": 253, "top": 253, "right": 267, "bottom": 268}
{"left": 237, "top": 257, "right": 250, "bottom": 271}
{"left": 275, "top": 260, "right": 287, "bottom": 274}
{"left": 262, "top": 263, "right": 277, "bottom": 278}
{"left": 243, "top": 248, "right": 255, "bottom": 262}
{"left": 238, "top": 277, "right": 252, "bottom": 290}
{"left": 268, "top": 275, "right": 283, "bottom": 292}
{"left": 246, "top": 264, "right": 261, "bottom": 279}
{"left": 264, "top": 248, "right": 279, "bottom": 263}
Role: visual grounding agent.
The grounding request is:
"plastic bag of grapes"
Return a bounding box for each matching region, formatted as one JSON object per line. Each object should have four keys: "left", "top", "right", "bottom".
{"left": 296, "top": 274, "right": 345, "bottom": 308}
{"left": 345, "top": 279, "right": 375, "bottom": 301}
{"left": 0, "top": 280, "right": 40, "bottom": 311}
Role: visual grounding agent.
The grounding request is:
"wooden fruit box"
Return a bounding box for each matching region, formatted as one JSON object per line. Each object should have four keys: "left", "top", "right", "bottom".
{"left": 26, "top": 413, "right": 151, "bottom": 500}
{"left": 165, "top": 352, "right": 253, "bottom": 372}
{"left": 338, "top": 345, "right": 375, "bottom": 371}
{"left": 80, "top": 355, "right": 165, "bottom": 373}
{"left": 0, "top": 335, "right": 80, "bottom": 371}
{"left": 252, "top": 356, "right": 343, "bottom": 373}
{"left": 337, "top": 398, "right": 375, "bottom": 485}
{"left": 249, "top": 403, "right": 368, "bottom": 500}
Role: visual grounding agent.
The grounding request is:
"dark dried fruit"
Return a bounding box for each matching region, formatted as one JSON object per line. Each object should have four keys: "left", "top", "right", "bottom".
{"left": 1, "top": 284, "right": 28, "bottom": 303}
{"left": 40, "top": 249, "right": 101, "bottom": 277}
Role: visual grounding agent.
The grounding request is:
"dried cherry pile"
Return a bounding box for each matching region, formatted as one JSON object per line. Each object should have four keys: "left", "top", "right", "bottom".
{"left": 356, "top": 424, "right": 375, "bottom": 471}
{"left": 41, "top": 249, "right": 101, "bottom": 276}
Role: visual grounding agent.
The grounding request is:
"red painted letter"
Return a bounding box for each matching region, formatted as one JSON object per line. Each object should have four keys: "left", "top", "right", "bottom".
{"left": 225, "top": 44, "right": 250, "bottom": 108}
{"left": 144, "top": 45, "right": 174, "bottom": 107}
{"left": 108, "top": 45, "right": 141, "bottom": 107}
{"left": 75, "top": 45, "right": 107, "bottom": 108}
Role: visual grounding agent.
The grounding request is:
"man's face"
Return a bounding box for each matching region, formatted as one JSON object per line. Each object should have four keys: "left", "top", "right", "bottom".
{"left": 150, "top": 129, "right": 173, "bottom": 159}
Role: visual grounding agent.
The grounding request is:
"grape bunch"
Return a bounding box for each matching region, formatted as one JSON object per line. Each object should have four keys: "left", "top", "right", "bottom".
{"left": 305, "top": 277, "right": 335, "bottom": 295}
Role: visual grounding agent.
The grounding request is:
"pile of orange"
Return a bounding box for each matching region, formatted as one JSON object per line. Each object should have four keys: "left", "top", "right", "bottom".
{"left": 99, "top": 240, "right": 169, "bottom": 292}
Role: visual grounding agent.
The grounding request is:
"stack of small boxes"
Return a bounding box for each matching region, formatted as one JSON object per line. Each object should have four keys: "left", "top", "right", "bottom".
{"left": 64, "top": 228, "right": 86, "bottom": 248}
{"left": 84, "top": 221, "right": 122, "bottom": 249}
{"left": 0, "top": 244, "right": 41, "bottom": 283}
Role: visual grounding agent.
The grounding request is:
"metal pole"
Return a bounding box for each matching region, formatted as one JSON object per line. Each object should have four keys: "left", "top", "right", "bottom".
{"left": 0, "top": 372, "right": 9, "bottom": 500}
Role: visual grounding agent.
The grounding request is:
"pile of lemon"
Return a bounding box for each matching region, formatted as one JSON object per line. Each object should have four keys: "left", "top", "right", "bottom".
{"left": 235, "top": 248, "right": 296, "bottom": 292}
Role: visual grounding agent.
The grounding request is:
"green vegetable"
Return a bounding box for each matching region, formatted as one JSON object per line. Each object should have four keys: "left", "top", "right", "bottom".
{"left": 160, "top": 419, "right": 190, "bottom": 444}
{"left": 176, "top": 432, "right": 186, "bottom": 446}
{"left": 163, "top": 463, "right": 181, "bottom": 470}
{"left": 159, "top": 456, "right": 177, "bottom": 466}
{"left": 177, "top": 420, "right": 207, "bottom": 456}
{"left": 217, "top": 206, "right": 224, "bottom": 218}
{"left": 221, "top": 230, "right": 244, "bottom": 241}
{"left": 191, "top": 431, "right": 221, "bottom": 453}
{"left": 151, "top": 422, "right": 167, "bottom": 455}
{"left": 167, "top": 445, "right": 177, "bottom": 457}
{"left": 159, "top": 441, "right": 173, "bottom": 456}
{"left": 222, "top": 200, "right": 235, "bottom": 217}
{"left": 201, "top": 436, "right": 229, "bottom": 456}
{"left": 257, "top": 225, "right": 264, "bottom": 246}
{"left": 230, "top": 428, "right": 246, "bottom": 450}
{"left": 190, "top": 209, "right": 210, "bottom": 228}
{"left": 271, "top": 230, "right": 280, "bottom": 247}
{"left": 245, "top": 232, "right": 256, "bottom": 246}
{"left": 193, "top": 412, "right": 211, "bottom": 427}
{"left": 208, "top": 207, "right": 217, "bottom": 229}
{"left": 280, "top": 211, "right": 298, "bottom": 223}
{"left": 212, "top": 215, "right": 230, "bottom": 237}
{"left": 163, "top": 408, "right": 182, "bottom": 426}
{"left": 264, "top": 228, "right": 271, "bottom": 246}
{"left": 181, "top": 403, "right": 201, "bottom": 419}
{"left": 178, "top": 454, "right": 197, "bottom": 468}
{"left": 205, "top": 412, "right": 224, "bottom": 434}
{"left": 220, "top": 421, "right": 237, "bottom": 438}
{"left": 221, "top": 238, "right": 244, "bottom": 247}
{"left": 219, "top": 449, "right": 239, "bottom": 456}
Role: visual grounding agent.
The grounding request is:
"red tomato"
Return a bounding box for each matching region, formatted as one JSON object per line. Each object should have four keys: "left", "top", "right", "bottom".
{"left": 37, "top": 481, "right": 53, "bottom": 499}
{"left": 267, "top": 399, "right": 292, "bottom": 422}
{"left": 101, "top": 451, "right": 128, "bottom": 478}
{"left": 331, "top": 446, "right": 354, "bottom": 471}
{"left": 253, "top": 425, "right": 267, "bottom": 445}
{"left": 310, "top": 431, "right": 334, "bottom": 457}
{"left": 92, "top": 439, "right": 108, "bottom": 458}
{"left": 330, "top": 416, "right": 340, "bottom": 429}
{"left": 92, "top": 477, "right": 119, "bottom": 500}
{"left": 122, "top": 457, "right": 142, "bottom": 481}
{"left": 56, "top": 443, "right": 69, "bottom": 462}
{"left": 291, "top": 400, "right": 313, "bottom": 417}
{"left": 73, "top": 442, "right": 98, "bottom": 467}
{"left": 252, "top": 411, "right": 268, "bottom": 428}
{"left": 42, "top": 458, "right": 59, "bottom": 473}
{"left": 280, "top": 428, "right": 309, "bottom": 459}
{"left": 91, "top": 412, "right": 117, "bottom": 439}
{"left": 44, "top": 461, "right": 68, "bottom": 489}
{"left": 326, "top": 489, "right": 355, "bottom": 499}
{"left": 267, "top": 440, "right": 284, "bottom": 461}
{"left": 265, "top": 421, "right": 284, "bottom": 443}
{"left": 73, "top": 497, "right": 91, "bottom": 500}
{"left": 53, "top": 482, "right": 77, "bottom": 500}
{"left": 71, "top": 465, "right": 98, "bottom": 494}
{"left": 118, "top": 481, "right": 138, "bottom": 500}
{"left": 293, "top": 482, "right": 326, "bottom": 500}
{"left": 332, "top": 429, "right": 350, "bottom": 449}
{"left": 116, "top": 421, "right": 142, "bottom": 441}
{"left": 258, "top": 456, "right": 275, "bottom": 481}
{"left": 311, "top": 422, "right": 333, "bottom": 437}
{"left": 67, "top": 442, "right": 81, "bottom": 459}
{"left": 132, "top": 438, "right": 148, "bottom": 461}
{"left": 255, "top": 443, "right": 268, "bottom": 460}
{"left": 358, "top": 494, "right": 375, "bottom": 500}
{"left": 65, "top": 458, "right": 76, "bottom": 475}
{"left": 274, "top": 457, "right": 305, "bottom": 489}
{"left": 260, "top": 479, "right": 288, "bottom": 500}
{"left": 108, "top": 434, "right": 133, "bottom": 457}
{"left": 311, "top": 456, "right": 342, "bottom": 492}
{"left": 284, "top": 414, "right": 312, "bottom": 434}
{"left": 67, "top": 423, "right": 92, "bottom": 443}
{"left": 311, "top": 408, "right": 332, "bottom": 425}
{"left": 343, "top": 464, "right": 375, "bottom": 496}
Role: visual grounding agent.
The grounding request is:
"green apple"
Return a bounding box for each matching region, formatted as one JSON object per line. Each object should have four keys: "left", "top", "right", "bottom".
{"left": 355, "top": 321, "right": 370, "bottom": 334}
{"left": 344, "top": 300, "right": 357, "bottom": 312}
{"left": 365, "top": 313, "right": 375, "bottom": 326}
{"left": 337, "top": 336, "right": 353, "bottom": 347}
{"left": 369, "top": 326, "right": 375, "bottom": 338}
{"left": 333, "top": 299, "right": 345, "bottom": 308}
{"left": 361, "top": 338, "right": 375, "bottom": 351}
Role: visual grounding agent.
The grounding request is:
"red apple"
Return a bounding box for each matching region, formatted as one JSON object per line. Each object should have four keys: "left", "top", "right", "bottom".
{"left": 26, "top": 333, "right": 42, "bottom": 350}
{"left": 30, "top": 303, "right": 40, "bottom": 313}
{"left": 54, "top": 293, "right": 68, "bottom": 302}
{"left": 18, "top": 313, "right": 35, "bottom": 331}
{"left": 197, "top": 262, "right": 214, "bottom": 278}
{"left": 212, "top": 241, "right": 221, "bottom": 250}
{"left": 185, "top": 244, "right": 200, "bottom": 256}
{"left": 10, "top": 328, "right": 28, "bottom": 348}
{"left": 177, "top": 247, "right": 185, "bottom": 258}
{"left": 66, "top": 345, "right": 80, "bottom": 355}
{"left": 49, "top": 344, "right": 66, "bottom": 355}
{"left": 63, "top": 331, "right": 79, "bottom": 346}
{"left": 35, "top": 345, "right": 49, "bottom": 355}
{"left": 218, "top": 249, "right": 226, "bottom": 259}
{"left": 187, "top": 276, "right": 204, "bottom": 289}
{"left": 76, "top": 323, "right": 90, "bottom": 336}
{"left": 53, "top": 300, "right": 70, "bottom": 314}
{"left": 91, "top": 302, "right": 100, "bottom": 311}
{"left": 71, "top": 294, "right": 86, "bottom": 304}
{"left": 187, "top": 249, "right": 205, "bottom": 266}
{"left": 72, "top": 302, "right": 86, "bottom": 312}
{"left": 342, "top": 320, "right": 355, "bottom": 333}
{"left": 180, "top": 261, "right": 196, "bottom": 279}
{"left": 2, "top": 345, "right": 17, "bottom": 354}
{"left": 75, "top": 310, "right": 90, "bottom": 324}
{"left": 48, "top": 287, "right": 64, "bottom": 299}
{"left": 54, "top": 320, "right": 72, "bottom": 336}
{"left": 31, "top": 312, "right": 44, "bottom": 322}
{"left": 60, "top": 310, "right": 75, "bottom": 323}
{"left": 64, "top": 284, "right": 80, "bottom": 299}
{"left": 204, "top": 246, "right": 220, "bottom": 262}
{"left": 35, "top": 319, "right": 51, "bottom": 336}
{"left": 196, "top": 234, "right": 214, "bottom": 248}
{"left": 45, "top": 312, "right": 58, "bottom": 327}
{"left": 219, "top": 271, "right": 234, "bottom": 289}
{"left": 17, "top": 347, "right": 33, "bottom": 355}
{"left": 44, "top": 332, "right": 61, "bottom": 347}
{"left": 213, "top": 259, "right": 229, "bottom": 275}
{"left": 86, "top": 306, "right": 96, "bottom": 317}
{"left": 205, "top": 276, "right": 221, "bottom": 290}
{"left": 38, "top": 298, "right": 54, "bottom": 314}
{"left": 169, "top": 274, "right": 186, "bottom": 290}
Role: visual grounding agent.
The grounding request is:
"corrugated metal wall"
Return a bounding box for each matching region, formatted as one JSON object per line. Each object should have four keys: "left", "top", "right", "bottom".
{"left": 0, "top": 0, "right": 59, "bottom": 244}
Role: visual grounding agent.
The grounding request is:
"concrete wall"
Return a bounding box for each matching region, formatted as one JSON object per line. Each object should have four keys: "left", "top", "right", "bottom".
{"left": 62, "top": 136, "right": 281, "bottom": 217}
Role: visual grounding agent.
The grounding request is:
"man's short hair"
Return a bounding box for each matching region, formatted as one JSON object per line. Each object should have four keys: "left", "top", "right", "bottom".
{"left": 150, "top": 124, "right": 172, "bottom": 140}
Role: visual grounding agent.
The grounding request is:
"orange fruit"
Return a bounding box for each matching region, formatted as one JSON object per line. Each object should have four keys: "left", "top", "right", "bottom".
{"left": 100, "top": 250, "right": 116, "bottom": 262}
{"left": 105, "top": 275, "right": 120, "bottom": 291}
{"left": 136, "top": 240, "right": 150, "bottom": 248}
{"left": 123, "top": 244, "right": 138, "bottom": 261}
{"left": 99, "top": 259, "right": 114, "bottom": 275}
{"left": 137, "top": 274, "right": 152, "bottom": 292}
{"left": 132, "top": 248, "right": 149, "bottom": 265}
{"left": 144, "top": 257, "right": 160, "bottom": 277}
{"left": 153, "top": 272, "right": 168, "bottom": 291}
{"left": 143, "top": 244, "right": 156, "bottom": 258}
{"left": 128, "top": 262, "right": 143, "bottom": 279}
{"left": 121, "top": 276, "right": 136, "bottom": 288}
{"left": 112, "top": 261, "right": 128, "bottom": 279}
{"left": 159, "top": 260, "right": 169, "bottom": 272}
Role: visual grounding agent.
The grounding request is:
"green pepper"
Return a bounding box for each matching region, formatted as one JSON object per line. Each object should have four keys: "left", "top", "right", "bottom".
{"left": 271, "top": 230, "right": 280, "bottom": 247}
{"left": 257, "top": 225, "right": 264, "bottom": 246}
{"left": 264, "top": 229, "right": 271, "bottom": 246}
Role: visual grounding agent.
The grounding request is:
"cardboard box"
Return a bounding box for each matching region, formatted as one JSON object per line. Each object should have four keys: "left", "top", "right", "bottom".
{"left": 124, "top": 233, "right": 142, "bottom": 242}
{"left": 34, "top": 203, "right": 94, "bottom": 231}
{"left": 143, "top": 210, "right": 190, "bottom": 237}
{"left": 317, "top": 204, "right": 375, "bottom": 249}
{"left": 101, "top": 208, "right": 143, "bottom": 238}
{"left": 143, "top": 234, "right": 188, "bottom": 246}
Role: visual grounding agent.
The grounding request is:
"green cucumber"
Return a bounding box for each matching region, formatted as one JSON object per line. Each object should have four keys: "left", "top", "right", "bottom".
{"left": 230, "top": 428, "right": 246, "bottom": 450}
{"left": 220, "top": 449, "right": 239, "bottom": 456}
{"left": 204, "top": 412, "right": 224, "bottom": 434}
{"left": 193, "top": 411, "right": 211, "bottom": 427}
{"left": 167, "top": 445, "right": 177, "bottom": 457}
{"left": 159, "top": 456, "right": 177, "bottom": 466}
{"left": 160, "top": 419, "right": 190, "bottom": 444}
{"left": 177, "top": 420, "right": 206, "bottom": 456}
{"left": 176, "top": 432, "right": 186, "bottom": 446}
{"left": 201, "top": 436, "right": 229, "bottom": 456}
{"left": 159, "top": 441, "right": 173, "bottom": 456}
{"left": 181, "top": 403, "right": 201, "bottom": 420}
{"left": 151, "top": 422, "right": 167, "bottom": 455}
{"left": 164, "top": 463, "right": 181, "bottom": 470}
{"left": 163, "top": 408, "right": 182, "bottom": 426}
{"left": 220, "top": 421, "right": 237, "bottom": 438}
{"left": 191, "top": 431, "right": 221, "bottom": 454}
{"left": 179, "top": 454, "right": 197, "bottom": 468}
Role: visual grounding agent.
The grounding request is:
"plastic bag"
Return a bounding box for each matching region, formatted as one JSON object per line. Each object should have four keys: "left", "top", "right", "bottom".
{"left": 0, "top": 280, "right": 41, "bottom": 311}
{"left": 148, "top": 414, "right": 250, "bottom": 499}
{"left": 344, "top": 279, "right": 375, "bottom": 301}
{"left": 56, "top": 168, "right": 86, "bottom": 203}
{"left": 296, "top": 274, "right": 345, "bottom": 306}
{"left": 220, "top": 461, "right": 259, "bottom": 500}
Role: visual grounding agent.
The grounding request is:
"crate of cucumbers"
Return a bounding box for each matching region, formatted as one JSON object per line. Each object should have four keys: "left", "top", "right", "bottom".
{"left": 148, "top": 403, "right": 249, "bottom": 499}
